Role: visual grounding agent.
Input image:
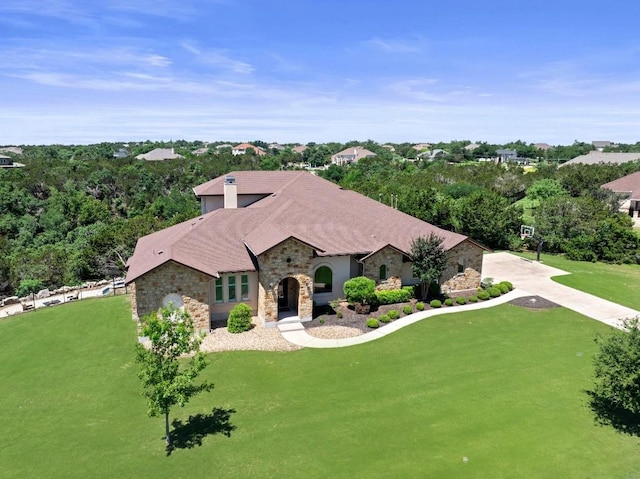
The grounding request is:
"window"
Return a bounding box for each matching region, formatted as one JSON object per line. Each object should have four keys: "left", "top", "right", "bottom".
{"left": 241, "top": 274, "right": 249, "bottom": 300}
{"left": 228, "top": 275, "right": 236, "bottom": 302}
{"left": 162, "top": 293, "right": 183, "bottom": 309}
{"left": 379, "top": 264, "right": 387, "bottom": 280}
{"left": 215, "top": 278, "right": 223, "bottom": 303}
{"left": 457, "top": 259, "right": 466, "bottom": 274}
{"left": 314, "top": 266, "right": 333, "bottom": 293}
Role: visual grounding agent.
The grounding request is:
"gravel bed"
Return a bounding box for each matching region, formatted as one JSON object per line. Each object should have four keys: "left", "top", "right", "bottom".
{"left": 305, "top": 325, "right": 363, "bottom": 339}
{"left": 508, "top": 295, "right": 560, "bottom": 309}
{"left": 200, "top": 319, "right": 301, "bottom": 352}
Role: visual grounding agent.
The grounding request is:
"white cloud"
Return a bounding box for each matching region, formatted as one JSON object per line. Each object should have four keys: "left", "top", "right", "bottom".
{"left": 364, "top": 36, "right": 425, "bottom": 54}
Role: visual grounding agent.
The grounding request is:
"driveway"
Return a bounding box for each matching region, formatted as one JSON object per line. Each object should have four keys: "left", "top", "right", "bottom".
{"left": 482, "top": 252, "right": 639, "bottom": 329}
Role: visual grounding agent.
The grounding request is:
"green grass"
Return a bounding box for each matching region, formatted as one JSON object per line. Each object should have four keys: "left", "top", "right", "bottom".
{"left": 517, "top": 252, "right": 640, "bottom": 310}
{"left": 2, "top": 296, "right": 640, "bottom": 478}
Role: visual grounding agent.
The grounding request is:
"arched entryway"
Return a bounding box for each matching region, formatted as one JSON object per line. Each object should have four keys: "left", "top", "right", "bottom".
{"left": 278, "top": 276, "right": 300, "bottom": 321}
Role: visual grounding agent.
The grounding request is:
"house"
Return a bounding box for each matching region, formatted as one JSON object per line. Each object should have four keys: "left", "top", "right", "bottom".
{"left": 135, "top": 148, "right": 184, "bottom": 161}
{"left": 192, "top": 147, "right": 210, "bottom": 156}
{"left": 331, "top": 146, "right": 376, "bottom": 165}
{"left": 292, "top": 145, "right": 308, "bottom": 154}
{"left": 592, "top": 141, "right": 612, "bottom": 151}
{"left": 560, "top": 151, "right": 640, "bottom": 167}
{"left": 113, "top": 148, "right": 129, "bottom": 159}
{"left": 0, "top": 155, "right": 24, "bottom": 168}
{"left": 602, "top": 171, "right": 640, "bottom": 226}
{"left": 412, "top": 143, "right": 431, "bottom": 152}
{"left": 125, "top": 171, "right": 485, "bottom": 331}
{"left": 232, "top": 143, "right": 267, "bottom": 156}
{"left": 464, "top": 143, "right": 480, "bottom": 151}
{"left": 496, "top": 149, "right": 517, "bottom": 162}
{"left": 534, "top": 143, "right": 552, "bottom": 151}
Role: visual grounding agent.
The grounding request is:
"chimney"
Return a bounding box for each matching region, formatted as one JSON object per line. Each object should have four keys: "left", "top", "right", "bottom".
{"left": 224, "top": 175, "right": 237, "bottom": 209}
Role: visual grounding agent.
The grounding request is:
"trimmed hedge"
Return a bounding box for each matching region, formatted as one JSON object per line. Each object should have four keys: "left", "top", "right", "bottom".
{"left": 456, "top": 297, "right": 467, "bottom": 305}
{"left": 227, "top": 303, "right": 253, "bottom": 333}
{"left": 416, "top": 302, "right": 425, "bottom": 311}
{"left": 430, "top": 299, "right": 442, "bottom": 308}
{"left": 375, "top": 288, "right": 413, "bottom": 305}
{"left": 498, "top": 283, "right": 510, "bottom": 294}
{"left": 378, "top": 314, "right": 390, "bottom": 323}
{"left": 366, "top": 318, "right": 380, "bottom": 328}
{"left": 487, "top": 287, "right": 502, "bottom": 298}
{"left": 444, "top": 298, "right": 454, "bottom": 306}
{"left": 477, "top": 290, "right": 490, "bottom": 300}
{"left": 468, "top": 296, "right": 478, "bottom": 303}
{"left": 499, "top": 281, "right": 513, "bottom": 291}
{"left": 402, "top": 305, "right": 413, "bottom": 315}
{"left": 388, "top": 309, "right": 400, "bottom": 320}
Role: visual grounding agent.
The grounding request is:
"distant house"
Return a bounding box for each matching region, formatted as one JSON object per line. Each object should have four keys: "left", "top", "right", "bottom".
{"left": 125, "top": 171, "right": 485, "bottom": 330}
{"left": 560, "top": 151, "right": 640, "bottom": 167}
{"left": 292, "top": 145, "right": 308, "bottom": 154}
{"left": 268, "top": 143, "right": 285, "bottom": 151}
{"left": 592, "top": 141, "right": 612, "bottom": 151}
{"left": 496, "top": 149, "right": 517, "bottom": 162}
{"left": 464, "top": 143, "right": 480, "bottom": 151}
{"left": 382, "top": 144, "right": 396, "bottom": 152}
{"left": 418, "top": 149, "right": 447, "bottom": 160}
{"left": 331, "top": 146, "right": 376, "bottom": 165}
{"left": 534, "top": 143, "right": 552, "bottom": 151}
{"left": 232, "top": 143, "right": 267, "bottom": 156}
{"left": 0, "top": 155, "right": 24, "bottom": 168}
{"left": 412, "top": 143, "right": 431, "bottom": 151}
{"left": 602, "top": 171, "right": 640, "bottom": 226}
{"left": 135, "top": 148, "right": 184, "bottom": 161}
{"left": 113, "top": 148, "right": 129, "bottom": 159}
{"left": 192, "top": 147, "right": 210, "bottom": 156}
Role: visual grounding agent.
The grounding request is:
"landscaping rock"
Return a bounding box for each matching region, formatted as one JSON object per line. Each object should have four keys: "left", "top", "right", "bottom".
{"left": 2, "top": 296, "right": 20, "bottom": 306}
{"left": 36, "top": 289, "right": 51, "bottom": 299}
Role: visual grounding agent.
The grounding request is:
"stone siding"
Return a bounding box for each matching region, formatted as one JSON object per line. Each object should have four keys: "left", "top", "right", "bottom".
{"left": 363, "top": 246, "right": 403, "bottom": 291}
{"left": 257, "top": 238, "right": 314, "bottom": 324}
{"left": 132, "top": 261, "right": 212, "bottom": 331}
{"left": 441, "top": 240, "right": 483, "bottom": 293}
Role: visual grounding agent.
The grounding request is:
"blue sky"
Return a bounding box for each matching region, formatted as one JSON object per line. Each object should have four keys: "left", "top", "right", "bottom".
{"left": 2, "top": 0, "right": 640, "bottom": 145}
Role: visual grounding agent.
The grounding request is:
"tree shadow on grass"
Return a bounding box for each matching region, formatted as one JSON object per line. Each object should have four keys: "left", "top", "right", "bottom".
{"left": 586, "top": 391, "right": 640, "bottom": 437}
{"left": 166, "top": 407, "right": 236, "bottom": 456}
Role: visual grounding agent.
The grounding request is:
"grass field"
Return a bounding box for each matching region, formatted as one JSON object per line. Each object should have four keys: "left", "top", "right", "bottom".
{"left": 2, "top": 295, "right": 640, "bottom": 478}
{"left": 517, "top": 251, "right": 640, "bottom": 310}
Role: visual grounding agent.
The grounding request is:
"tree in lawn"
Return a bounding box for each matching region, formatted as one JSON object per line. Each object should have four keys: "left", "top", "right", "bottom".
{"left": 135, "top": 305, "right": 213, "bottom": 447}
{"left": 410, "top": 233, "right": 447, "bottom": 300}
{"left": 590, "top": 317, "right": 640, "bottom": 425}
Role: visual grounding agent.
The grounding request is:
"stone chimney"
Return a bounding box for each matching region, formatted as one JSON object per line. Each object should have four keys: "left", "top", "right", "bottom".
{"left": 224, "top": 175, "right": 237, "bottom": 209}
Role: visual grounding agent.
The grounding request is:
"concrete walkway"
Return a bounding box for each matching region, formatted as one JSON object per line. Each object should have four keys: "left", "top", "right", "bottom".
{"left": 278, "top": 252, "right": 640, "bottom": 349}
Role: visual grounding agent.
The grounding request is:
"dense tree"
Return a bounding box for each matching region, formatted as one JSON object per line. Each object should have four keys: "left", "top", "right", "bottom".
{"left": 135, "top": 305, "right": 213, "bottom": 447}
{"left": 410, "top": 233, "right": 447, "bottom": 299}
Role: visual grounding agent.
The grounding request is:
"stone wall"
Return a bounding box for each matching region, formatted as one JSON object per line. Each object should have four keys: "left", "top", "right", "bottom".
{"left": 363, "top": 246, "right": 403, "bottom": 290}
{"left": 441, "top": 240, "right": 483, "bottom": 293}
{"left": 132, "top": 261, "right": 212, "bottom": 331}
{"left": 257, "top": 238, "right": 314, "bottom": 324}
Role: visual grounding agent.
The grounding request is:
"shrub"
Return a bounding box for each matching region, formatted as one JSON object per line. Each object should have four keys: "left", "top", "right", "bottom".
{"left": 416, "top": 302, "right": 425, "bottom": 311}
{"left": 402, "top": 305, "right": 413, "bottom": 315}
{"left": 481, "top": 277, "right": 494, "bottom": 289}
{"left": 388, "top": 309, "right": 400, "bottom": 319}
{"left": 499, "top": 281, "right": 513, "bottom": 291}
{"left": 444, "top": 298, "right": 454, "bottom": 306}
{"left": 366, "top": 318, "right": 379, "bottom": 328}
{"left": 15, "top": 278, "right": 44, "bottom": 298}
{"left": 498, "top": 283, "right": 510, "bottom": 294}
{"left": 319, "top": 318, "right": 325, "bottom": 324}
{"left": 336, "top": 310, "right": 343, "bottom": 319}
{"left": 430, "top": 299, "right": 442, "bottom": 308}
{"left": 468, "top": 296, "right": 478, "bottom": 303}
{"left": 343, "top": 276, "right": 376, "bottom": 305}
{"left": 227, "top": 303, "right": 252, "bottom": 333}
{"left": 487, "top": 287, "right": 501, "bottom": 298}
{"left": 375, "top": 288, "right": 412, "bottom": 305}
{"left": 378, "top": 314, "right": 390, "bottom": 323}
{"left": 456, "top": 296, "right": 467, "bottom": 305}
{"left": 477, "top": 290, "right": 490, "bottom": 300}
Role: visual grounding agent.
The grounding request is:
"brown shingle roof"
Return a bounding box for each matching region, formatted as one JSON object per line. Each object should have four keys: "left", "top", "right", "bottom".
{"left": 602, "top": 171, "right": 640, "bottom": 200}
{"left": 560, "top": 151, "right": 640, "bottom": 166}
{"left": 127, "top": 171, "right": 471, "bottom": 283}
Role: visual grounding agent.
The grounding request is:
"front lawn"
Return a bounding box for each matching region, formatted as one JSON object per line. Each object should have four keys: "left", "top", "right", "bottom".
{"left": 2, "top": 296, "right": 640, "bottom": 477}
{"left": 517, "top": 251, "right": 640, "bottom": 310}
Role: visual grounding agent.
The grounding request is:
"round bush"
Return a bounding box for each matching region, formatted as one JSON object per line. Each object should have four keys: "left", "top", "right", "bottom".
{"left": 227, "top": 303, "right": 253, "bottom": 333}
{"left": 477, "top": 290, "right": 490, "bottom": 300}
{"left": 456, "top": 296, "right": 467, "bottom": 305}
{"left": 402, "top": 305, "right": 412, "bottom": 315}
{"left": 444, "top": 298, "right": 454, "bottom": 306}
{"left": 430, "top": 299, "right": 442, "bottom": 308}
{"left": 343, "top": 276, "right": 376, "bottom": 305}
{"left": 498, "top": 283, "right": 510, "bottom": 294}
{"left": 366, "top": 318, "right": 380, "bottom": 328}
{"left": 415, "top": 302, "right": 425, "bottom": 311}
{"left": 468, "top": 295, "right": 478, "bottom": 303}
{"left": 499, "top": 281, "right": 513, "bottom": 291}
{"left": 378, "top": 314, "right": 390, "bottom": 323}
{"left": 487, "top": 287, "right": 501, "bottom": 298}
{"left": 388, "top": 309, "right": 400, "bottom": 319}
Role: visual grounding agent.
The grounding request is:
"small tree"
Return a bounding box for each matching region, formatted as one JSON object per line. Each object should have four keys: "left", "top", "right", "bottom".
{"left": 15, "top": 278, "right": 44, "bottom": 298}
{"left": 410, "top": 233, "right": 447, "bottom": 300}
{"left": 135, "top": 305, "right": 213, "bottom": 447}
{"left": 227, "top": 303, "right": 252, "bottom": 333}
{"left": 343, "top": 276, "right": 376, "bottom": 305}
{"left": 591, "top": 317, "right": 640, "bottom": 416}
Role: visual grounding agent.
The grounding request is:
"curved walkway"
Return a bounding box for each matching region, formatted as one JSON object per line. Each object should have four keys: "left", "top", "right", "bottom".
{"left": 278, "top": 252, "right": 640, "bottom": 349}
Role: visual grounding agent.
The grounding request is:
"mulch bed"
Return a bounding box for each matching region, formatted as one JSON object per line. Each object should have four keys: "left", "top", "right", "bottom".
{"left": 307, "top": 294, "right": 561, "bottom": 333}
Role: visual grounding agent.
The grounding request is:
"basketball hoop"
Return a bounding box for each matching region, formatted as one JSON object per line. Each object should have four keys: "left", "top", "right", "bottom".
{"left": 520, "top": 225, "right": 535, "bottom": 240}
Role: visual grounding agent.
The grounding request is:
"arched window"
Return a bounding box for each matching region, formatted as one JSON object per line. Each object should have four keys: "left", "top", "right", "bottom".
{"left": 162, "top": 293, "right": 184, "bottom": 310}
{"left": 379, "top": 264, "right": 387, "bottom": 280}
{"left": 314, "top": 266, "right": 333, "bottom": 293}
